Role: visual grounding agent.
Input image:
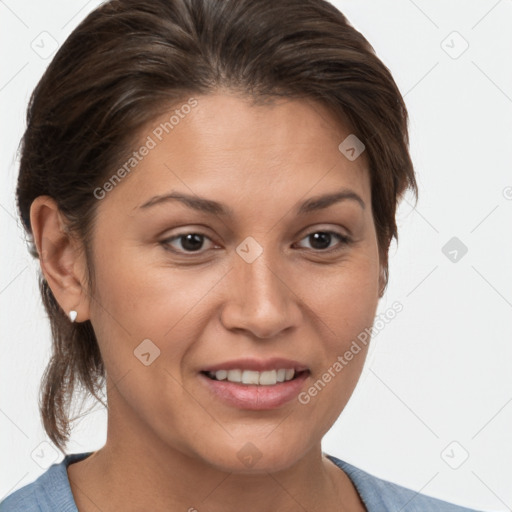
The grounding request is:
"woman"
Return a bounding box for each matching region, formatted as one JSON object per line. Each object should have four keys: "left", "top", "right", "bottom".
{"left": 0, "top": 0, "right": 483, "bottom": 510}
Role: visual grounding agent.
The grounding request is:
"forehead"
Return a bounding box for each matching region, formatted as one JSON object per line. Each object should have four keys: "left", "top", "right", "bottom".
{"left": 99, "top": 92, "right": 370, "bottom": 213}
{"left": 170, "top": 93, "right": 358, "bottom": 161}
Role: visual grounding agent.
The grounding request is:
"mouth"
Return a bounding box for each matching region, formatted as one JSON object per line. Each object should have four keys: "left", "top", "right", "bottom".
{"left": 198, "top": 359, "right": 311, "bottom": 410}
{"left": 201, "top": 368, "right": 309, "bottom": 386}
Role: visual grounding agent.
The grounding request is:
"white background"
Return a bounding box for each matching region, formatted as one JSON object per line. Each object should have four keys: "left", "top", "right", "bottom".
{"left": 1, "top": 1, "right": 511, "bottom": 510}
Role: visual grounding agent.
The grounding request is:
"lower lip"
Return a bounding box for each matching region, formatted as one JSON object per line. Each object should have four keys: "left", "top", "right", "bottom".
{"left": 199, "top": 371, "right": 309, "bottom": 410}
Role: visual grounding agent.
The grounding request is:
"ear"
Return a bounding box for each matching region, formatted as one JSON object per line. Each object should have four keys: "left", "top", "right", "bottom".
{"left": 30, "top": 196, "right": 91, "bottom": 323}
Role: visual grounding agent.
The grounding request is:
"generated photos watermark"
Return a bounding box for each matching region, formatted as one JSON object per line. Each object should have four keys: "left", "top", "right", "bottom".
{"left": 298, "top": 301, "right": 403, "bottom": 405}
{"left": 93, "top": 97, "right": 198, "bottom": 200}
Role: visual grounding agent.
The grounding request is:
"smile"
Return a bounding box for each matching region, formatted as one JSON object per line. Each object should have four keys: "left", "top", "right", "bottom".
{"left": 203, "top": 368, "right": 300, "bottom": 386}
{"left": 199, "top": 369, "right": 311, "bottom": 410}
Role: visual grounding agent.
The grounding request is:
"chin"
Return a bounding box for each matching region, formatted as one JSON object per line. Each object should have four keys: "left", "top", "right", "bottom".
{"left": 194, "top": 434, "right": 309, "bottom": 475}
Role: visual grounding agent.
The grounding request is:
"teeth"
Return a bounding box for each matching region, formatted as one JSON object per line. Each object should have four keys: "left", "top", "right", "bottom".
{"left": 242, "top": 370, "right": 260, "bottom": 385}
{"left": 215, "top": 369, "right": 228, "bottom": 381}
{"left": 209, "top": 368, "right": 297, "bottom": 385}
{"left": 227, "top": 369, "right": 242, "bottom": 383}
{"left": 259, "top": 370, "right": 277, "bottom": 385}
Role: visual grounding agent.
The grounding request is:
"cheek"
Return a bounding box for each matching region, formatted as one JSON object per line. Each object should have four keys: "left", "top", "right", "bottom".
{"left": 88, "top": 245, "right": 227, "bottom": 366}
{"left": 293, "top": 258, "right": 378, "bottom": 430}
{"left": 302, "top": 247, "right": 380, "bottom": 339}
{"left": 298, "top": 245, "right": 379, "bottom": 392}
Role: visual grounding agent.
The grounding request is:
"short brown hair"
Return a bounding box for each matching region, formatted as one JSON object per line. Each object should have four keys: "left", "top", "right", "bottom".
{"left": 16, "top": 0, "right": 417, "bottom": 451}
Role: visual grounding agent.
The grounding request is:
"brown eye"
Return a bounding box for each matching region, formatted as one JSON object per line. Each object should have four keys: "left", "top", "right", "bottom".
{"left": 162, "top": 232, "right": 215, "bottom": 254}
{"left": 296, "top": 231, "right": 351, "bottom": 252}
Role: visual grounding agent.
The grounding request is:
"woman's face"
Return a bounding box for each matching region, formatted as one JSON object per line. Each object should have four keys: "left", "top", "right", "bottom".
{"left": 86, "top": 92, "right": 382, "bottom": 472}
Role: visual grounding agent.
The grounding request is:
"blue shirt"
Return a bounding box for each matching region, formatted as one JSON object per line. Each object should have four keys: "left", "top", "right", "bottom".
{"left": 0, "top": 451, "right": 482, "bottom": 511}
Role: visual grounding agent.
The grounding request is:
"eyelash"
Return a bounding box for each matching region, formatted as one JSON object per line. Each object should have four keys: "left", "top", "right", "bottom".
{"left": 160, "top": 230, "right": 352, "bottom": 256}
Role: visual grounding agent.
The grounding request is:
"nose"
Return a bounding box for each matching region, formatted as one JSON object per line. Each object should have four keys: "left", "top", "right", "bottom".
{"left": 220, "top": 246, "right": 303, "bottom": 339}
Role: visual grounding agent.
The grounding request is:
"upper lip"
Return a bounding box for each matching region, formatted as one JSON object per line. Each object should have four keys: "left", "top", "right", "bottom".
{"left": 201, "top": 357, "right": 309, "bottom": 373}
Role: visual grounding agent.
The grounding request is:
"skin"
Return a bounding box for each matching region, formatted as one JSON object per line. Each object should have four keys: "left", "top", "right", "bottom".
{"left": 31, "top": 92, "right": 384, "bottom": 512}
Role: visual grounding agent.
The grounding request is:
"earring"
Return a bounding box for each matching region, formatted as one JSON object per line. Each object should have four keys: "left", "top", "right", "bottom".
{"left": 69, "top": 310, "right": 78, "bottom": 323}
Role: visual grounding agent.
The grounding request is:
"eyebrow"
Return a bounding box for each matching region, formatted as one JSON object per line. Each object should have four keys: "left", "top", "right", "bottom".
{"left": 138, "top": 188, "right": 365, "bottom": 216}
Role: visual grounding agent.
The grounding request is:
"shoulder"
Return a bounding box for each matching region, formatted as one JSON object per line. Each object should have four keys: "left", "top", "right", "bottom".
{"left": 326, "top": 454, "right": 484, "bottom": 512}
{"left": 0, "top": 452, "right": 93, "bottom": 512}
{"left": 0, "top": 481, "right": 40, "bottom": 512}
